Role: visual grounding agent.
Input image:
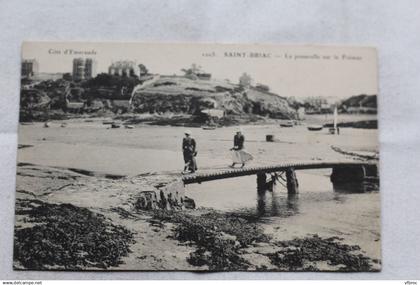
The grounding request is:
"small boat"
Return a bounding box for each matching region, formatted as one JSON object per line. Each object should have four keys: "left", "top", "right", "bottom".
{"left": 280, "top": 120, "right": 294, "bottom": 128}
{"left": 124, "top": 125, "right": 134, "bottom": 129}
{"left": 202, "top": 121, "right": 217, "bottom": 130}
{"left": 111, "top": 123, "right": 121, "bottom": 128}
{"left": 202, "top": 125, "right": 217, "bottom": 130}
{"left": 307, "top": 125, "right": 323, "bottom": 131}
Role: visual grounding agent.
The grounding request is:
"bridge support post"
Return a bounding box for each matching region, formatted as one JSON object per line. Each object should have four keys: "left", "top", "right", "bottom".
{"left": 365, "top": 164, "right": 378, "bottom": 178}
{"left": 331, "top": 165, "right": 366, "bottom": 184}
{"left": 256, "top": 173, "right": 268, "bottom": 215}
{"left": 330, "top": 165, "right": 369, "bottom": 193}
{"left": 257, "top": 173, "right": 267, "bottom": 194}
{"left": 286, "top": 168, "right": 298, "bottom": 195}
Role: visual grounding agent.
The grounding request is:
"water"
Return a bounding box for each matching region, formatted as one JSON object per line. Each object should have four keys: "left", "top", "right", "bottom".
{"left": 186, "top": 169, "right": 381, "bottom": 260}
{"left": 18, "top": 120, "right": 378, "bottom": 175}
{"left": 187, "top": 169, "right": 352, "bottom": 216}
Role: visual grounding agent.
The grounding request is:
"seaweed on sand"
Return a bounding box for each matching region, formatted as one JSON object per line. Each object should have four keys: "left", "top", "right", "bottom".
{"left": 14, "top": 199, "right": 134, "bottom": 270}
{"left": 268, "top": 235, "right": 376, "bottom": 272}
{"left": 153, "top": 211, "right": 378, "bottom": 272}
{"left": 152, "top": 210, "right": 269, "bottom": 271}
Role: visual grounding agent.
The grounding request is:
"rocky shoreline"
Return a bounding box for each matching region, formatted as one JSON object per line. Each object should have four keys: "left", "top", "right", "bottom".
{"left": 20, "top": 112, "right": 286, "bottom": 128}
{"left": 149, "top": 210, "right": 379, "bottom": 271}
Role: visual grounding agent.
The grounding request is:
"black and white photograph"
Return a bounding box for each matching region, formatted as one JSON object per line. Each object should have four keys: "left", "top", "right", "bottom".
{"left": 14, "top": 42, "right": 380, "bottom": 271}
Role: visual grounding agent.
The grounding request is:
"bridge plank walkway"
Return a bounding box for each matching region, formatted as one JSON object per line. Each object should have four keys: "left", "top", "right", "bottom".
{"left": 182, "top": 160, "right": 377, "bottom": 184}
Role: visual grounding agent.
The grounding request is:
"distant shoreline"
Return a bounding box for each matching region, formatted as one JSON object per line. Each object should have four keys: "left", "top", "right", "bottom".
{"left": 19, "top": 113, "right": 378, "bottom": 129}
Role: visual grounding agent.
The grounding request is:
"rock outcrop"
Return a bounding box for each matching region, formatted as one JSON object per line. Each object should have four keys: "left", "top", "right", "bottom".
{"left": 132, "top": 174, "right": 186, "bottom": 211}
{"left": 339, "top": 94, "right": 377, "bottom": 114}
{"left": 130, "top": 76, "right": 297, "bottom": 119}
{"left": 19, "top": 89, "right": 52, "bottom": 121}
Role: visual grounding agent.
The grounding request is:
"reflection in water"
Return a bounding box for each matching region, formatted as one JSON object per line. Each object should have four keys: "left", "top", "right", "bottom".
{"left": 255, "top": 172, "right": 300, "bottom": 217}
{"left": 332, "top": 193, "right": 347, "bottom": 204}
{"left": 256, "top": 173, "right": 270, "bottom": 216}
{"left": 256, "top": 186, "right": 300, "bottom": 218}
{"left": 269, "top": 191, "right": 279, "bottom": 216}
{"left": 186, "top": 170, "right": 378, "bottom": 219}
{"left": 256, "top": 191, "right": 266, "bottom": 216}
{"left": 286, "top": 194, "right": 299, "bottom": 212}
{"left": 333, "top": 182, "right": 363, "bottom": 193}
{"left": 332, "top": 181, "right": 378, "bottom": 193}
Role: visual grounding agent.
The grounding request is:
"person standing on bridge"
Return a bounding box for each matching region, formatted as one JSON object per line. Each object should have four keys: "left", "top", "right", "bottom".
{"left": 182, "top": 130, "right": 198, "bottom": 174}
{"left": 230, "top": 128, "right": 253, "bottom": 168}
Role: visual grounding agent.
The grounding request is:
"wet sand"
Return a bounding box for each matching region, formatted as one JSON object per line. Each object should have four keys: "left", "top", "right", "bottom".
{"left": 17, "top": 117, "right": 378, "bottom": 174}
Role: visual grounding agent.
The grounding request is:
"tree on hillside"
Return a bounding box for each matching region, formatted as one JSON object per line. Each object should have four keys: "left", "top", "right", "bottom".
{"left": 303, "top": 96, "right": 328, "bottom": 110}
{"left": 138, "top": 64, "right": 149, "bottom": 76}
{"left": 287, "top": 96, "right": 302, "bottom": 111}
{"left": 83, "top": 73, "right": 140, "bottom": 89}
{"left": 181, "top": 63, "right": 202, "bottom": 76}
{"left": 62, "top": 73, "right": 72, "bottom": 81}
{"left": 340, "top": 94, "right": 377, "bottom": 108}
{"left": 239, "top": 72, "right": 252, "bottom": 88}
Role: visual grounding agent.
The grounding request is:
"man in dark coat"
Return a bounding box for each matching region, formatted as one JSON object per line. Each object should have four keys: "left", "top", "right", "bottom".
{"left": 182, "top": 130, "right": 197, "bottom": 173}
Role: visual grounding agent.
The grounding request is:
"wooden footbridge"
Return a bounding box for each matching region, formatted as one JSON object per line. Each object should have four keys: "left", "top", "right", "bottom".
{"left": 182, "top": 160, "right": 379, "bottom": 194}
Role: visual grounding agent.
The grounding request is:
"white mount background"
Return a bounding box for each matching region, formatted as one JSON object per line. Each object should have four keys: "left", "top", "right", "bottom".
{"left": 1, "top": 0, "right": 419, "bottom": 280}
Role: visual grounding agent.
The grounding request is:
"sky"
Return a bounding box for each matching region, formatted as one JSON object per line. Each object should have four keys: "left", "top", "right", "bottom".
{"left": 22, "top": 42, "right": 378, "bottom": 100}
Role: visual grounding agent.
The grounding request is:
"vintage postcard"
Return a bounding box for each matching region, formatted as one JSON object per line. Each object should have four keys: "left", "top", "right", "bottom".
{"left": 15, "top": 42, "right": 380, "bottom": 271}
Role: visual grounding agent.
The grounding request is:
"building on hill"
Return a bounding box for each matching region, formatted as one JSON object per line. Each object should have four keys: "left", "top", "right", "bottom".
{"left": 320, "top": 103, "right": 332, "bottom": 114}
{"left": 303, "top": 96, "right": 333, "bottom": 114}
{"left": 65, "top": 100, "right": 85, "bottom": 112}
{"left": 72, "top": 58, "right": 97, "bottom": 81}
{"left": 255, "top": 83, "right": 270, "bottom": 92}
{"left": 21, "top": 59, "right": 39, "bottom": 78}
{"left": 108, "top": 61, "right": 139, "bottom": 77}
{"left": 239, "top": 72, "right": 253, "bottom": 87}
{"left": 196, "top": 73, "right": 212, "bottom": 80}
{"left": 84, "top": 59, "right": 96, "bottom": 79}
{"left": 201, "top": 108, "right": 225, "bottom": 119}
